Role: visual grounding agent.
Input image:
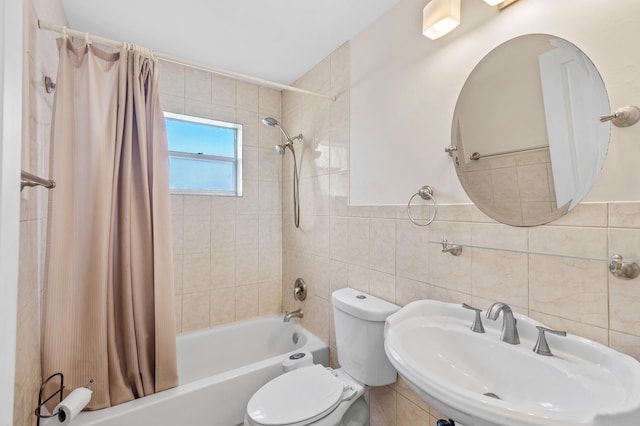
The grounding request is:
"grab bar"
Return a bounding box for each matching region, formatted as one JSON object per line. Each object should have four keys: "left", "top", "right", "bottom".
{"left": 21, "top": 170, "right": 56, "bottom": 192}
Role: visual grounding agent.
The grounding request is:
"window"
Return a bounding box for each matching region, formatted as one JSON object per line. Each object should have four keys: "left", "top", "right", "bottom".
{"left": 164, "top": 112, "right": 242, "bottom": 196}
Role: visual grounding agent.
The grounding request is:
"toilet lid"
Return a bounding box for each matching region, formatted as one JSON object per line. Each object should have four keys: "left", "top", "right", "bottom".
{"left": 246, "top": 364, "right": 345, "bottom": 426}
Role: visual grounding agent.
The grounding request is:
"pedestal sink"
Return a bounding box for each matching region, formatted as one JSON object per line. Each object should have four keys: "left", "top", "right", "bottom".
{"left": 383, "top": 300, "right": 640, "bottom": 426}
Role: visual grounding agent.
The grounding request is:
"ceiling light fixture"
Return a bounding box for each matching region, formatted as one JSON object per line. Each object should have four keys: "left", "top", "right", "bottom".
{"left": 484, "top": 0, "right": 521, "bottom": 9}
{"left": 422, "top": 0, "right": 461, "bottom": 40}
{"left": 423, "top": 0, "right": 522, "bottom": 41}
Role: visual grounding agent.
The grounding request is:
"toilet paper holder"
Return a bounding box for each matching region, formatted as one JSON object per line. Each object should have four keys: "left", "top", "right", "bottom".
{"left": 35, "top": 373, "right": 93, "bottom": 425}
{"left": 35, "top": 372, "right": 65, "bottom": 425}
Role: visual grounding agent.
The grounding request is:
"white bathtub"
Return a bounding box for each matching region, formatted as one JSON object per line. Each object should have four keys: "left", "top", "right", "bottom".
{"left": 63, "top": 315, "right": 328, "bottom": 426}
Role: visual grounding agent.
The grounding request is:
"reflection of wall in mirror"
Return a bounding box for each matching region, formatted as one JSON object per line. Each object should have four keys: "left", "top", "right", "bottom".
{"left": 459, "top": 37, "right": 553, "bottom": 163}
{"left": 539, "top": 39, "right": 610, "bottom": 210}
{"left": 456, "top": 122, "right": 559, "bottom": 226}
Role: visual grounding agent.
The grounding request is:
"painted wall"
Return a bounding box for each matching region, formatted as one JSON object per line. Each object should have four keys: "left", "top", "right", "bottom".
{"left": 350, "top": 0, "right": 640, "bottom": 205}
{"left": 158, "top": 65, "right": 284, "bottom": 333}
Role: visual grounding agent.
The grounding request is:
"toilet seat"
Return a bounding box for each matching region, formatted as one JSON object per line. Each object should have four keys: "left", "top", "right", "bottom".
{"left": 246, "top": 364, "right": 357, "bottom": 426}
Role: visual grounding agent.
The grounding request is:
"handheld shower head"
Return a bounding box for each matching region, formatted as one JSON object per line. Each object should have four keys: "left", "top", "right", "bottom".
{"left": 263, "top": 117, "right": 302, "bottom": 229}
{"left": 275, "top": 141, "right": 296, "bottom": 156}
{"left": 275, "top": 144, "right": 286, "bottom": 155}
{"left": 262, "top": 117, "right": 280, "bottom": 127}
{"left": 261, "top": 117, "right": 304, "bottom": 146}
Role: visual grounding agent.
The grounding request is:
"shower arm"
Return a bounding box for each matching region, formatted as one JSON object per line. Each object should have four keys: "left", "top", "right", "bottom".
{"left": 274, "top": 125, "right": 303, "bottom": 144}
{"left": 275, "top": 125, "right": 293, "bottom": 143}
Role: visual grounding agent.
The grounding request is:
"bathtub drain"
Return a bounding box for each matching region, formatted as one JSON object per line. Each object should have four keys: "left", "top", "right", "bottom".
{"left": 483, "top": 392, "right": 500, "bottom": 400}
{"left": 292, "top": 332, "right": 299, "bottom": 344}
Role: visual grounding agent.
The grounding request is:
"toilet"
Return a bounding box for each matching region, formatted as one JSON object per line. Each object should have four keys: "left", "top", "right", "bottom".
{"left": 244, "top": 288, "right": 400, "bottom": 426}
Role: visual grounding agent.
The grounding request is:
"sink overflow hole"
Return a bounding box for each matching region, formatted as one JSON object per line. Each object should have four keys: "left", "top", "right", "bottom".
{"left": 483, "top": 392, "right": 500, "bottom": 400}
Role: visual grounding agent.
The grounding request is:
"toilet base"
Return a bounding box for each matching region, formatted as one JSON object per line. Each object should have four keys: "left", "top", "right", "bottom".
{"left": 336, "top": 395, "right": 369, "bottom": 426}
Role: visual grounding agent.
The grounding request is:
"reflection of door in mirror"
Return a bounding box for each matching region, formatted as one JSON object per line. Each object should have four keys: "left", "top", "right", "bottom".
{"left": 539, "top": 38, "right": 610, "bottom": 210}
{"left": 452, "top": 34, "right": 611, "bottom": 227}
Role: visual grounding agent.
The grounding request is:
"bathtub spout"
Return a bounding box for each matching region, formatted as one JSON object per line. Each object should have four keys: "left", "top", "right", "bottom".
{"left": 284, "top": 309, "right": 303, "bottom": 322}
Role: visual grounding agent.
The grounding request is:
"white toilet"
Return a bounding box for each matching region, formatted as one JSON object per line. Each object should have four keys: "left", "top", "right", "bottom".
{"left": 244, "top": 288, "right": 400, "bottom": 426}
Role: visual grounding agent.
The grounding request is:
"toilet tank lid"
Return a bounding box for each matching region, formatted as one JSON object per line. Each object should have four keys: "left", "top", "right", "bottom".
{"left": 332, "top": 288, "right": 400, "bottom": 321}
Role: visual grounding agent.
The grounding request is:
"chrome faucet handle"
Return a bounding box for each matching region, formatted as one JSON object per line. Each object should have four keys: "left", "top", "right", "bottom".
{"left": 462, "top": 303, "right": 485, "bottom": 333}
{"left": 533, "top": 326, "right": 566, "bottom": 356}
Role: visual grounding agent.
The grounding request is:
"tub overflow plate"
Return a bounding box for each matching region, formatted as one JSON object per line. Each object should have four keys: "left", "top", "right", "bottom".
{"left": 289, "top": 352, "right": 306, "bottom": 360}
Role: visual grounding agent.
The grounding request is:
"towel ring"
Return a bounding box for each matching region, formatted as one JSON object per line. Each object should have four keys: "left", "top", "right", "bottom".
{"left": 407, "top": 185, "right": 438, "bottom": 226}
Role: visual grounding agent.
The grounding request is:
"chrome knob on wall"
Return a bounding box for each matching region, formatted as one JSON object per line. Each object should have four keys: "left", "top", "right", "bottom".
{"left": 600, "top": 105, "right": 640, "bottom": 127}
{"left": 293, "top": 278, "right": 307, "bottom": 301}
{"left": 609, "top": 254, "right": 640, "bottom": 280}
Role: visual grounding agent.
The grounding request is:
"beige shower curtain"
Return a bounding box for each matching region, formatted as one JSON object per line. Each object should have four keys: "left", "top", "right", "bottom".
{"left": 42, "top": 37, "right": 178, "bottom": 409}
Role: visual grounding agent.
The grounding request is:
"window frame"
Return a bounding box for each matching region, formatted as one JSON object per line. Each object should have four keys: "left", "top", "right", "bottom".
{"left": 164, "top": 111, "right": 243, "bottom": 197}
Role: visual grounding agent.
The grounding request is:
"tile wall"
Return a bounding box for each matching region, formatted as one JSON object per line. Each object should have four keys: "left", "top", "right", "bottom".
{"left": 159, "top": 64, "right": 285, "bottom": 333}
{"left": 282, "top": 42, "right": 640, "bottom": 425}
{"left": 455, "top": 142, "right": 561, "bottom": 226}
{"left": 13, "top": 1, "right": 66, "bottom": 425}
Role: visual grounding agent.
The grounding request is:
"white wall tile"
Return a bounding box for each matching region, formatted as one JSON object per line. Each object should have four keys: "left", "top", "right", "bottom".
{"left": 609, "top": 202, "right": 640, "bottom": 228}
{"left": 370, "top": 219, "right": 396, "bottom": 275}
{"left": 237, "top": 81, "right": 259, "bottom": 113}
{"left": 211, "top": 74, "right": 236, "bottom": 108}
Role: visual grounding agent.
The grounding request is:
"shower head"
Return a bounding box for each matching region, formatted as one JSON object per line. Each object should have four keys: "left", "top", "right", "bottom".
{"left": 265, "top": 117, "right": 302, "bottom": 229}
{"left": 275, "top": 144, "right": 286, "bottom": 155}
{"left": 262, "top": 117, "right": 280, "bottom": 127}
{"left": 261, "top": 116, "right": 303, "bottom": 146}
{"left": 275, "top": 141, "right": 295, "bottom": 156}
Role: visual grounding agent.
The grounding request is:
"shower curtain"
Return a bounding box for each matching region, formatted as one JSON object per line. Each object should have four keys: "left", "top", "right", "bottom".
{"left": 42, "top": 37, "right": 178, "bottom": 409}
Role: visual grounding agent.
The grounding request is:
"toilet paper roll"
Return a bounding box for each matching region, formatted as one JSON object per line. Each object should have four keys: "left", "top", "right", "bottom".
{"left": 53, "top": 387, "right": 92, "bottom": 425}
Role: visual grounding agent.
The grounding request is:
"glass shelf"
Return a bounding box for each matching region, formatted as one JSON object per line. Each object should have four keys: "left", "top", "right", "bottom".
{"left": 429, "top": 240, "right": 638, "bottom": 264}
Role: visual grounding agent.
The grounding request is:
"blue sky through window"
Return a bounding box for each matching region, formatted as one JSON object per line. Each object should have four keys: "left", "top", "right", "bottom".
{"left": 164, "top": 112, "right": 241, "bottom": 194}
{"left": 166, "top": 118, "right": 235, "bottom": 158}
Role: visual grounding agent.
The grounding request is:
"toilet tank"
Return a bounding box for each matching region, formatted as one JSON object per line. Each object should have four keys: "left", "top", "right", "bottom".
{"left": 331, "top": 288, "right": 400, "bottom": 386}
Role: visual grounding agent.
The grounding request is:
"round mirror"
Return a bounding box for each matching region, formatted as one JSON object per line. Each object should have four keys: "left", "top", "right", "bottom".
{"left": 451, "top": 34, "right": 610, "bottom": 226}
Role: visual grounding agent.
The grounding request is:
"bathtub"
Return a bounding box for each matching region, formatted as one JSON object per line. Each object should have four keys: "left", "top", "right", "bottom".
{"left": 61, "top": 315, "right": 328, "bottom": 426}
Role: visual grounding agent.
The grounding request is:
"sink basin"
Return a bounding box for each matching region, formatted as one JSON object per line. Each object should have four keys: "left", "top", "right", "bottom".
{"left": 384, "top": 300, "right": 640, "bottom": 426}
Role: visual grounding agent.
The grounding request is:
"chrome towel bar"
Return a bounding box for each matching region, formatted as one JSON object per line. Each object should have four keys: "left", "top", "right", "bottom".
{"left": 469, "top": 144, "right": 548, "bottom": 161}
{"left": 21, "top": 170, "right": 56, "bottom": 192}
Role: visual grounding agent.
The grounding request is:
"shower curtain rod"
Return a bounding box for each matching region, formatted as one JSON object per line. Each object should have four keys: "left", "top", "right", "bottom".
{"left": 37, "top": 20, "right": 336, "bottom": 102}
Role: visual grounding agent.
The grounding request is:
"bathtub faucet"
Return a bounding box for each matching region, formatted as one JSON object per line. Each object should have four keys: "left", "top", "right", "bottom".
{"left": 284, "top": 308, "right": 304, "bottom": 322}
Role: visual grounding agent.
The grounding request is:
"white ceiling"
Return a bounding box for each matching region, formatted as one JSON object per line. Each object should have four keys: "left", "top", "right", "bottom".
{"left": 61, "top": 0, "right": 400, "bottom": 85}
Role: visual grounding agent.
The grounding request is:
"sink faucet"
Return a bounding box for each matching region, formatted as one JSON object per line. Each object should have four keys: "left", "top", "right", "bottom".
{"left": 485, "top": 302, "right": 519, "bottom": 345}
{"left": 283, "top": 308, "right": 303, "bottom": 322}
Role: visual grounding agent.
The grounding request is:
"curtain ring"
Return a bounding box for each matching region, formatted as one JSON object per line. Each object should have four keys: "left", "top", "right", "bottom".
{"left": 62, "top": 26, "right": 68, "bottom": 39}
{"left": 85, "top": 32, "right": 91, "bottom": 45}
{"left": 407, "top": 185, "right": 438, "bottom": 226}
